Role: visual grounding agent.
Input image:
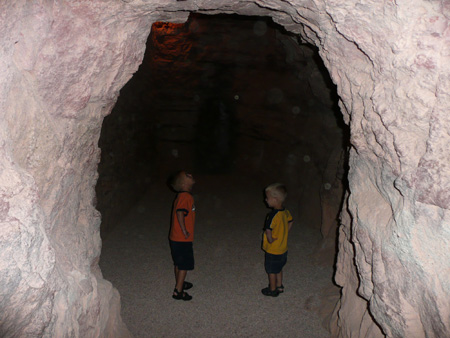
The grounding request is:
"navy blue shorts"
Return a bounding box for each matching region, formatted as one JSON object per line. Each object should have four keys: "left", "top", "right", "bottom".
{"left": 264, "top": 251, "right": 288, "bottom": 274}
{"left": 169, "top": 240, "right": 194, "bottom": 271}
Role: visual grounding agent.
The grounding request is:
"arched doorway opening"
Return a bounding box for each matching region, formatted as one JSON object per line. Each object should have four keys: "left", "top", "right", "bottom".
{"left": 97, "top": 13, "right": 347, "bottom": 336}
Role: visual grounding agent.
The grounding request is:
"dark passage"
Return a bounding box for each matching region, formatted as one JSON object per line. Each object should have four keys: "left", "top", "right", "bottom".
{"left": 96, "top": 14, "right": 347, "bottom": 240}
{"left": 195, "top": 94, "right": 237, "bottom": 173}
{"left": 97, "top": 13, "right": 346, "bottom": 336}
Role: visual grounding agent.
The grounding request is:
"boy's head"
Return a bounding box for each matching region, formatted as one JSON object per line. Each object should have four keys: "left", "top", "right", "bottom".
{"left": 265, "top": 183, "right": 287, "bottom": 207}
{"left": 170, "top": 171, "right": 195, "bottom": 192}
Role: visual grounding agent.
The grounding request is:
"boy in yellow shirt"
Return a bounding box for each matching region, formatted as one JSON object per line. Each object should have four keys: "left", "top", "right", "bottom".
{"left": 261, "top": 183, "right": 293, "bottom": 297}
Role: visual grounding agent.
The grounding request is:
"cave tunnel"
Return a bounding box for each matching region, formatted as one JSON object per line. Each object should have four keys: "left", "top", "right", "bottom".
{"left": 97, "top": 13, "right": 347, "bottom": 336}
{"left": 96, "top": 13, "right": 347, "bottom": 238}
{"left": 3, "top": 1, "right": 449, "bottom": 337}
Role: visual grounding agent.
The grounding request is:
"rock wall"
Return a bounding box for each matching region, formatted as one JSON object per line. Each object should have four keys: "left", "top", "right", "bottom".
{"left": 318, "top": 1, "right": 450, "bottom": 336}
{"left": 1, "top": 0, "right": 449, "bottom": 337}
{"left": 0, "top": 1, "right": 154, "bottom": 336}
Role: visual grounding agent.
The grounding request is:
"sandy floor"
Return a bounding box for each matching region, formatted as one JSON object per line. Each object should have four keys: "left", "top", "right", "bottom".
{"left": 99, "top": 174, "right": 333, "bottom": 337}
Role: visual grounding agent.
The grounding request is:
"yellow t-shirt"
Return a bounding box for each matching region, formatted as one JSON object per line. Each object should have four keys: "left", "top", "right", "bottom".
{"left": 262, "top": 209, "right": 292, "bottom": 254}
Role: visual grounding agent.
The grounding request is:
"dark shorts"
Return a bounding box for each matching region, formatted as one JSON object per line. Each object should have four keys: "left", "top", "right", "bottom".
{"left": 264, "top": 251, "right": 288, "bottom": 274}
{"left": 169, "top": 240, "right": 194, "bottom": 271}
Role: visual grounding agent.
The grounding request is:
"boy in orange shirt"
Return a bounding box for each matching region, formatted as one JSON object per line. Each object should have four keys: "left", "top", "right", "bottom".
{"left": 261, "top": 183, "right": 293, "bottom": 297}
{"left": 169, "top": 171, "right": 196, "bottom": 301}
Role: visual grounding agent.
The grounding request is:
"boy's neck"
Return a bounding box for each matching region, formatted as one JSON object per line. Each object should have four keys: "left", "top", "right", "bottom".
{"left": 179, "top": 187, "right": 192, "bottom": 193}
{"left": 272, "top": 204, "right": 283, "bottom": 210}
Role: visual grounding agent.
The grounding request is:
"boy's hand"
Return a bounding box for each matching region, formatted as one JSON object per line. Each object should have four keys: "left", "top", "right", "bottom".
{"left": 265, "top": 229, "right": 278, "bottom": 243}
{"left": 184, "top": 231, "right": 190, "bottom": 239}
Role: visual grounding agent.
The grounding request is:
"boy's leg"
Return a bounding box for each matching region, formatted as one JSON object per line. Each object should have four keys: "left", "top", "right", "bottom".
{"left": 175, "top": 267, "right": 188, "bottom": 292}
{"left": 276, "top": 271, "right": 283, "bottom": 288}
{"left": 172, "top": 266, "right": 192, "bottom": 301}
{"left": 174, "top": 265, "right": 180, "bottom": 281}
{"left": 262, "top": 273, "right": 279, "bottom": 296}
{"left": 268, "top": 273, "right": 277, "bottom": 291}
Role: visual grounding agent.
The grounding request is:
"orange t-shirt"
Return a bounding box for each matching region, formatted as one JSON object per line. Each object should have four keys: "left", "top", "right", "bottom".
{"left": 169, "top": 192, "right": 195, "bottom": 242}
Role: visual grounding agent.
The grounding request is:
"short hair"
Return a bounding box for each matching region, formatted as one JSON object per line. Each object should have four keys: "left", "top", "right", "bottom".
{"left": 265, "top": 183, "right": 287, "bottom": 202}
{"left": 169, "top": 170, "right": 186, "bottom": 192}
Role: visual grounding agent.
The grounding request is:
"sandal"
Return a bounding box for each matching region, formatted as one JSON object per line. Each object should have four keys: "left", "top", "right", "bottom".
{"left": 277, "top": 284, "right": 284, "bottom": 293}
{"left": 261, "top": 287, "right": 279, "bottom": 297}
{"left": 172, "top": 288, "right": 192, "bottom": 301}
{"left": 183, "top": 281, "right": 193, "bottom": 290}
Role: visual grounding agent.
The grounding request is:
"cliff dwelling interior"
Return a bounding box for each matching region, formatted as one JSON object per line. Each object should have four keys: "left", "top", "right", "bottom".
{"left": 1, "top": 1, "right": 449, "bottom": 338}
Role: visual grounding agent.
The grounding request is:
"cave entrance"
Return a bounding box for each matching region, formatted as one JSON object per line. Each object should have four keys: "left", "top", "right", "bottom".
{"left": 97, "top": 13, "right": 347, "bottom": 238}
{"left": 97, "top": 13, "right": 347, "bottom": 336}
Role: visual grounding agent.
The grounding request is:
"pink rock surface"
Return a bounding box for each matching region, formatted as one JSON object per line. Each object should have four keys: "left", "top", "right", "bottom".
{"left": 1, "top": 0, "right": 449, "bottom": 337}
{"left": 1, "top": 1, "right": 148, "bottom": 336}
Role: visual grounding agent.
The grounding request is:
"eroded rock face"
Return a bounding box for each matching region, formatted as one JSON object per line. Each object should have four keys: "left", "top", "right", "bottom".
{"left": 1, "top": 0, "right": 449, "bottom": 337}
{"left": 0, "top": 1, "right": 152, "bottom": 336}
{"left": 321, "top": 1, "right": 450, "bottom": 336}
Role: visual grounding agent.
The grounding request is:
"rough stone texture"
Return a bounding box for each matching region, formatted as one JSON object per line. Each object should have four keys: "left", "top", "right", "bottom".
{"left": 318, "top": 1, "right": 450, "bottom": 336}
{"left": 0, "top": 1, "right": 151, "bottom": 336}
{"left": 1, "top": 0, "right": 450, "bottom": 337}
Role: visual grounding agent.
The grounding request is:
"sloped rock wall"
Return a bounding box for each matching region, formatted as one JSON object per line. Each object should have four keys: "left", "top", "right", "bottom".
{"left": 0, "top": 1, "right": 154, "bottom": 336}
{"left": 1, "top": 0, "right": 449, "bottom": 337}
{"left": 320, "top": 1, "right": 450, "bottom": 336}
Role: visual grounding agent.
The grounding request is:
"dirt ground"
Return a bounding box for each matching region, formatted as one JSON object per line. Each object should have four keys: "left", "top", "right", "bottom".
{"left": 99, "top": 174, "right": 334, "bottom": 337}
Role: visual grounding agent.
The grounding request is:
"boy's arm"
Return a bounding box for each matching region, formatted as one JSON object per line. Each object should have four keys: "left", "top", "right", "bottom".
{"left": 265, "top": 229, "right": 277, "bottom": 243}
{"left": 176, "top": 210, "right": 190, "bottom": 239}
{"left": 288, "top": 220, "right": 293, "bottom": 231}
{"left": 264, "top": 211, "right": 278, "bottom": 243}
